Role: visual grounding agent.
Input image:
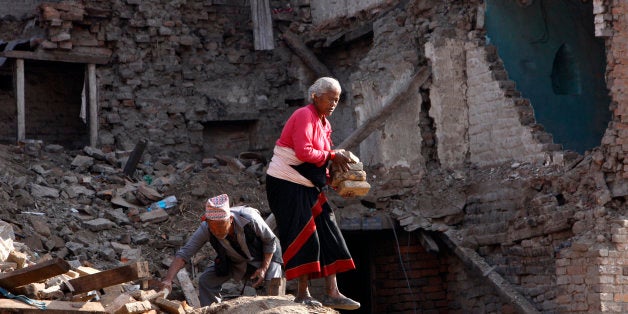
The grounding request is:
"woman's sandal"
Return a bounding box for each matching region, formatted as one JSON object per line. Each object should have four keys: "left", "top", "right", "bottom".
{"left": 320, "top": 295, "right": 361, "bottom": 310}
{"left": 294, "top": 296, "right": 323, "bottom": 307}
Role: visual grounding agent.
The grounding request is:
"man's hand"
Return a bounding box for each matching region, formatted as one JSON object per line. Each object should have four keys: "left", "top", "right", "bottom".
{"left": 250, "top": 267, "right": 267, "bottom": 288}
{"left": 158, "top": 279, "right": 172, "bottom": 297}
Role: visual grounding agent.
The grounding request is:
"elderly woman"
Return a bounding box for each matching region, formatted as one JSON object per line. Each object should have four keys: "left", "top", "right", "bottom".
{"left": 265, "top": 77, "right": 360, "bottom": 310}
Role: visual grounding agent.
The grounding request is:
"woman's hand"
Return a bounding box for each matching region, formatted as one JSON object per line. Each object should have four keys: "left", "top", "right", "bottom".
{"left": 331, "top": 149, "right": 352, "bottom": 172}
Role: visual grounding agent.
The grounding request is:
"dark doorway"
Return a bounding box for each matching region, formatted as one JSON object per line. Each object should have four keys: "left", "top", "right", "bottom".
{"left": 24, "top": 60, "right": 88, "bottom": 149}
{"left": 202, "top": 120, "right": 258, "bottom": 158}
{"left": 0, "top": 59, "right": 88, "bottom": 148}
{"left": 339, "top": 230, "right": 377, "bottom": 314}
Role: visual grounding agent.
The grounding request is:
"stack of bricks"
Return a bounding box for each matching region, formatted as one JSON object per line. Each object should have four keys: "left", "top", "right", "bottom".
{"left": 330, "top": 150, "right": 371, "bottom": 197}
{"left": 36, "top": 1, "right": 112, "bottom": 57}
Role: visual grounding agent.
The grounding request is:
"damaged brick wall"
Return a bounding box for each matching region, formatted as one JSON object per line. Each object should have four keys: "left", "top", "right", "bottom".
{"left": 1, "top": 0, "right": 627, "bottom": 313}
{"left": 372, "top": 231, "right": 448, "bottom": 313}
{"left": 2, "top": 0, "right": 315, "bottom": 159}
{"left": 599, "top": 0, "right": 628, "bottom": 189}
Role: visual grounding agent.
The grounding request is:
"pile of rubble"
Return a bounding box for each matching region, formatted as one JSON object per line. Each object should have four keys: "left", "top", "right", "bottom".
{"left": 0, "top": 141, "right": 343, "bottom": 313}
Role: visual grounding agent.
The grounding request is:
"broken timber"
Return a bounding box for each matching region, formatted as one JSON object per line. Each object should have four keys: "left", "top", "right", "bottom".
{"left": 0, "top": 50, "right": 110, "bottom": 65}
{"left": 69, "top": 261, "right": 150, "bottom": 295}
{"left": 439, "top": 231, "right": 540, "bottom": 314}
{"left": 0, "top": 258, "right": 70, "bottom": 290}
{"left": 0, "top": 299, "right": 105, "bottom": 314}
{"left": 337, "top": 66, "right": 431, "bottom": 151}
{"left": 281, "top": 30, "right": 333, "bottom": 78}
{"left": 176, "top": 268, "right": 200, "bottom": 308}
{"left": 251, "top": 0, "right": 274, "bottom": 50}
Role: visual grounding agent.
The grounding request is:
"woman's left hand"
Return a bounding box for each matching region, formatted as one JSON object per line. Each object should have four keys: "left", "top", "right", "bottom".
{"left": 332, "top": 150, "right": 352, "bottom": 172}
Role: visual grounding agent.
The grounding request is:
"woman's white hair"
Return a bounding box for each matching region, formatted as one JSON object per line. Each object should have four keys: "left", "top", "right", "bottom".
{"left": 308, "top": 77, "right": 341, "bottom": 101}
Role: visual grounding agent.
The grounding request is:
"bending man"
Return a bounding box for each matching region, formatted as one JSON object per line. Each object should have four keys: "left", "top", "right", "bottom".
{"left": 161, "top": 194, "right": 283, "bottom": 306}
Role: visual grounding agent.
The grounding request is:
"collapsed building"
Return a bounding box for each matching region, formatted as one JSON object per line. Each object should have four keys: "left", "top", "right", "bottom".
{"left": 0, "top": 0, "right": 626, "bottom": 313}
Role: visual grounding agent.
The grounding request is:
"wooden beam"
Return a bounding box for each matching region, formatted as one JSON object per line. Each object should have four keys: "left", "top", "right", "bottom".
{"left": 337, "top": 67, "right": 431, "bottom": 151}
{"left": 15, "top": 58, "right": 25, "bottom": 142}
{"left": 88, "top": 63, "right": 98, "bottom": 147}
{"left": 69, "top": 261, "right": 150, "bottom": 295}
{"left": 251, "top": 0, "right": 274, "bottom": 50}
{"left": 0, "top": 258, "right": 70, "bottom": 290}
{"left": 0, "top": 50, "right": 110, "bottom": 65}
{"left": 176, "top": 268, "right": 200, "bottom": 308}
{"left": 281, "top": 30, "right": 333, "bottom": 78}
{"left": 439, "top": 231, "right": 540, "bottom": 314}
{"left": 0, "top": 299, "right": 105, "bottom": 313}
{"left": 417, "top": 230, "right": 439, "bottom": 253}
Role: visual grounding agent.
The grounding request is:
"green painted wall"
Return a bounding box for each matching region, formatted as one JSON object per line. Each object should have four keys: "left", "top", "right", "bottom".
{"left": 485, "top": 0, "right": 610, "bottom": 153}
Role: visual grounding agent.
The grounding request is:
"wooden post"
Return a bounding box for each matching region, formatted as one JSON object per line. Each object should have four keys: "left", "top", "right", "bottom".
{"left": 15, "top": 58, "right": 25, "bottom": 142}
{"left": 337, "top": 67, "right": 431, "bottom": 151}
{"left": 88, "top": 63, "right": 98, "bottom": 147}
{"left": 251, "top": 0, "right": 274, "bottom": 50}
{"left": 123, "top": 138, "right": 148, "bottom": 177}
{"left": 281, "top": 30, "right": 333, "bottom": 78}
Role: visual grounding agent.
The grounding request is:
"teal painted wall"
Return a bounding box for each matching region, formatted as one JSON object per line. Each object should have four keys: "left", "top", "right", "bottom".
{"left": 485, "top": 0, "right": 610, "bottom": 153}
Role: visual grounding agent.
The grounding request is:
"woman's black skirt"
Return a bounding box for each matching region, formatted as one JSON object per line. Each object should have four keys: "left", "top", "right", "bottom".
{"left": 266, "top": 175, "right": 355, "bottom": 280}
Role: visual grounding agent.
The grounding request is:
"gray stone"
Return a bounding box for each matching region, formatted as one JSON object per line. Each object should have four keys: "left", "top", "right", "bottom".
{"left": 139, "top": 208, "right": 169, "bottom": 224}
{"left": 105, "top": 208, "right": 131, "bottom": 226}
{"left": 71, "top": 155, "right": 94, "bottom": 169}
{"left": 29, "top": 183, "right": 60, "bottom": 198}
{"left": 83, "top": 218, "right": 116, "bottom": 232}
{"left": 65, "top": 241, "right": 86, "bottom": 255}
{"left": 64, "top": 185, "right": 96, "bottom": 199}
{"left": 110, "top": 241, "right": 132, "bottom": 254}
{"left": 132, "top": 232, "right": 150, "bottom": 245}
{"left": 44, "top": 144, "right": 64, "bottom": 153}
{"left": 83, "top": 146, "right": 107, "bottom": 161}
{"left": 11, "top": 176, "right": 27, "bottom": 190}
{"left": 91, "top": 164, "right": 118, "bottom": 175}
{"left": 28, "top": 216, "right": 51, "bottom": 237}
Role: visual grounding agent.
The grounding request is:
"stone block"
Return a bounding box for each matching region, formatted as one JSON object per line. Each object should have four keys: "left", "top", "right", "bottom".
{"left": 336, "top": 180, "right": 371, "bottom": 197}
{"left": 331, "top": 170, "right": 367, "bottom": 187}
{"left": 139, "top": 208, "right": 169, "bottom": 223}
{"left": 115, "top": 300, "right": 152, "bottom": 314}
{"left": 83, "top": 218, "right": 116, "bottom": 232}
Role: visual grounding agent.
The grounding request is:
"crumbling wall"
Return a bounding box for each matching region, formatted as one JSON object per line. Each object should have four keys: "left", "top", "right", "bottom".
{"left": 599, "top": 0, "right": 628, "bottom": 197}
{"left": 310, "top": 0, "right": 387, "bottom": 25}
{"left": 349, "top": 9, "right": 425, "bottom": 169}
{"left": 94, "top": 0, "right": 302, "bottom": 160}
{"left": 0, "top": 0, "right": 56, "bottom": 18}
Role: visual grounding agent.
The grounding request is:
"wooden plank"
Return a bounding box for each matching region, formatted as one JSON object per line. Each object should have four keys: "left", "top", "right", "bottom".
{"left": 0, "top": 50, "right": 110, "bottom": 65}
{"left": 0, "top": 299, "right": 105, "bottom": 313}
{"left": 176, "top": 268, "right": 200, "bottom": 308}
{"left": 251, "top": 0, "right": 274, "bottom": 50}
{"left": 281, "top": 30, "right": 333, "bottom": 78}
{"left": 69, "top": 261, "right": 150, "bottom": 295}
{"left": 337, "top": 67, "right": 431, "bottom": 151}
{"left": 88, "top": 63, "right": 98, "bottom": 147}
{"left": 15, "top": 58, "right": 25, "bottom": 142}
{"left": 439, "top": 231, "right": 541, "bottom": 314}
{"left": 153, "top": 297, "right": 185, "bottom": 314}
{"left": 0, "top": 258, "right": 70, "bottom": 289}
